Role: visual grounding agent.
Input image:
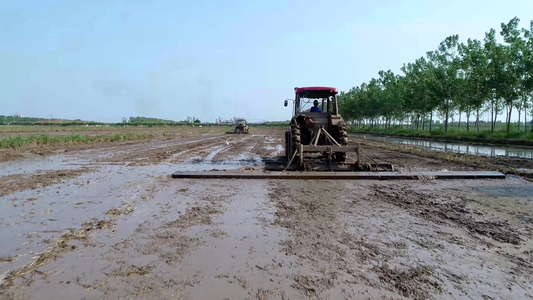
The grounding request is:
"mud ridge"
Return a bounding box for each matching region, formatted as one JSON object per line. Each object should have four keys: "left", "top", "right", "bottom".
{"left": 0, "top": 168, "right": 94, "bottom": 197}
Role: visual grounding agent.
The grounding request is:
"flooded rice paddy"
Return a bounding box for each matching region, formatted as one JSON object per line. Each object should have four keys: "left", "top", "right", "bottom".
{"left": 354, "top": 133, "right": 533, "bottom": 159}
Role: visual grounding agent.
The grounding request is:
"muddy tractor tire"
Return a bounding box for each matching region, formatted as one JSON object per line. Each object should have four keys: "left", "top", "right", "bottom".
{"left": 285, "top": 131, "right": 290, "bottom": 161}
{"left": 289, "top": 123, "right": 301, "bottom": 164}
{"left": 337, "top": 125, "right": 349, "bottom": 145}
{"left": 234, "top": 125, "right": 250, "bottom": 134}
{"left": 333, "top": 125, "right": 349, "bottom": 163}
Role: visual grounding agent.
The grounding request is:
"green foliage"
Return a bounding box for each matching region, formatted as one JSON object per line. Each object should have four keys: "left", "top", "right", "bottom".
{"left": 128, "top": 116, "right": 177, "bottom": 125}
{"left": 0, "top": 115, "right": 94, "bottom": 126}
{"left": 475, "top": 131, "right": 489, "bottom": 138}
{"left": 350, "top": 124, "right": 533, "bottom": 141}
{"left": 0, "top": 132, "right": 154, "bottom": 149}
{"left": 249, "top": 121, "right": 290, "bottom": 127}
{"left": 0, "top": 115, "right": 47, "bottom": 125}
{"left": 0, "top": 136, "right": 30, "bottom": 148}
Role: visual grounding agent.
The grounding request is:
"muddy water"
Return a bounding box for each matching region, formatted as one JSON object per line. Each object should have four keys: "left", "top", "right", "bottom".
{"left": 8, "top": 179, "right": 301, "bottom": 299}
{"left": 173, "top": 180, "right": 300, "bottom": 299}
{"left": 354, "top": 133, "right": 533, "bottom": 159}
{"left": 0, "top": 164, "right": 173, "bottom": 277}
{"left": 0, "top": 154, "right": 90, "bottom": 176}
{"left": 0, "top": 133, "right": 273, "bottom": 288}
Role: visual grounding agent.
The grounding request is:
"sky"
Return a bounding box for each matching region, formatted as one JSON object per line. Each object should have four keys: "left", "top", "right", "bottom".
{"left": 1, "top": 0, "right": 532, "bottom": 123}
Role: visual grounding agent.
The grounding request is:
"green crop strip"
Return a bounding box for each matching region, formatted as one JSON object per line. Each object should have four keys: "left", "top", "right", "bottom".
{"left": 0, "top": 133, "right": 153, "bottom": 149}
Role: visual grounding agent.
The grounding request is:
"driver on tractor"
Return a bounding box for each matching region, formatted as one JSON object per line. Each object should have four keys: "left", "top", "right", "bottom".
{"left": 310, "top": 100, "right": 322, "bottom": 113}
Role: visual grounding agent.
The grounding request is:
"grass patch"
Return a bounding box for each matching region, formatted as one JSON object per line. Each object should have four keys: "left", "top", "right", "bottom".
{"left": 350, "top": 127, "right": 533, "bottom": 141}
{"left": 0, "top": 132, "right": 154, "bottom": 149}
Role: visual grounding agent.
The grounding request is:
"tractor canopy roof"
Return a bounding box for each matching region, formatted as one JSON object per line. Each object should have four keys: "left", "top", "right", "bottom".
{"left": 295, "top": 87, "right": 338, "bottom": 98}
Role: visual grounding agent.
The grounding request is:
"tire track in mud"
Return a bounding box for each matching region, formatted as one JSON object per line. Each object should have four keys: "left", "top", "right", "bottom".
{"left": 367, "top": 182, "right": 533, "bottom": 299}
{"left": 211, "top": 135, "right": 259, "bottom": 161}
{"left": 163, "top": 137, "right": 235, "bottom": 163}
{"left": 96, "top": 134, "right": 233, "bottom": 165}
{"left": 370, "top": 184, "right": 522, "bottom": 245}
{"left": 166, "top": 135, "right": 257, "bottom": 164}
{"left": 82, "top": 130, "right": 282, "bottom": 168}
{"left": 368, "top": 182, "right": 533, "bottom": 298}
{"left": 207, "top": 133, "right": 285, "bottom": 164}
{"left": 267, "top": 180, "right": 439, "bottom": 299}
{"left": 169, "top": 134, "right": 273, "bottom": 169}
{"left": 79, "top": 133, "right": 249, "bottom": 166}
{"left": 267, "top": 179, "right": 533, "bottom": 299}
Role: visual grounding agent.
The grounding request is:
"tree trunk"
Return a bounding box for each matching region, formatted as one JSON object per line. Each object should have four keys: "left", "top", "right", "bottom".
{"left": 525, "top": 107, "right": 528, "bottom": 133}
{"left": 506, "top": 105, "right": 512, "bottom": 134}
{"left": 491, "top": 99, "right": 495, "bottom": 133}
{"left": 458, "top": 109, "right": 462, "bottom": 130}
{"left": 492, "top": 100, "right": 499, "bottom": 133}
{"left": 430, "top": 112, "right": 433, "bottom": 132}
{"left": 476, "top": 108, "right": 480, "bottom": 134}
{"left": 518, "top": 109, "right": 521, "bottom": 132}
{"left": 444, "top": 99, "right": 449, "bottom": 132}
{"left": 466, "top": 108, "right": 471, "bottom": 132}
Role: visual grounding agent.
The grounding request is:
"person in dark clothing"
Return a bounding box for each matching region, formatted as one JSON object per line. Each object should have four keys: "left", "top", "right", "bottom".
{"left": 310, "top": 100, "right": 322, "bottom": 112}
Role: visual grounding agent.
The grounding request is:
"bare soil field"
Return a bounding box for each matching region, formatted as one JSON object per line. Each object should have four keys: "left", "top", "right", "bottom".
{"left": 1, "top": 126, "right": 532, "bottom": 299}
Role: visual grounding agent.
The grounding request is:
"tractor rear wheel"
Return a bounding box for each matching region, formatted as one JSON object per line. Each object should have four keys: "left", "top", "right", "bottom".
{"left": 333, "top": 125, "right": 348, "bottom": 163}
{"left": 285, "top": 131, "right": 290, "bottom": 161}
{"left": 290, "top": 123, "right": 301, "bottom": 165}
{"left": 337, "top": 125, "right": 348, "bottom": 145}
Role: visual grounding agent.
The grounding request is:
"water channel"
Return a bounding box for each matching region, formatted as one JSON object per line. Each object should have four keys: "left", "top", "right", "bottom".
{"left": 352, "top": 134, "right": 533, "bottom": 160}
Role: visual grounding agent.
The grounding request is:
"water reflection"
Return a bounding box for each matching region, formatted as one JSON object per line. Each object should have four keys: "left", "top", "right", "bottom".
{"left": 353, "top": 134, "right": 533, "bottom": 159}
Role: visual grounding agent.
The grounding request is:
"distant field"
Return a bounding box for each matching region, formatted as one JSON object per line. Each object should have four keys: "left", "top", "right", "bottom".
{"left": 0, "top": 125, "right": 229, "bottom": 137}
{"left": 0, "top": 125, "right": 232, "bottom": 149}
{"left": 0, "top": 125, "right": 133, "bottom": 136}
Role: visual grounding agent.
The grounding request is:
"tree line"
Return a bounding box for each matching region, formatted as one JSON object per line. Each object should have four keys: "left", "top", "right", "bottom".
{"left": 0, "top": 115, "right": 89, "bottom": 125}
{"left": 338, "top": 17, "right": 533, "bottom": 134}
{"left": 0, "top": 115, "right": 47, "bottom": 124}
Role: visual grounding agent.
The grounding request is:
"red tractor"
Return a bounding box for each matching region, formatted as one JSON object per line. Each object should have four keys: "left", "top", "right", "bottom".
{"left": 284, "top": 87, "right": 355, "bottom": 170}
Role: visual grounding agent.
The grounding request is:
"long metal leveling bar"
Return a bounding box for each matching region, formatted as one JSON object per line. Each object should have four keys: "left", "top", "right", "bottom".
{"left": 171, "top": 171, "right": 505, "bottom": 180}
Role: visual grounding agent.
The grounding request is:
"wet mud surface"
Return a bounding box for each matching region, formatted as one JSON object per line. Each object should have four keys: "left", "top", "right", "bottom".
{"left": 1, "top": 127, "right": 533, "bottom": 299}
